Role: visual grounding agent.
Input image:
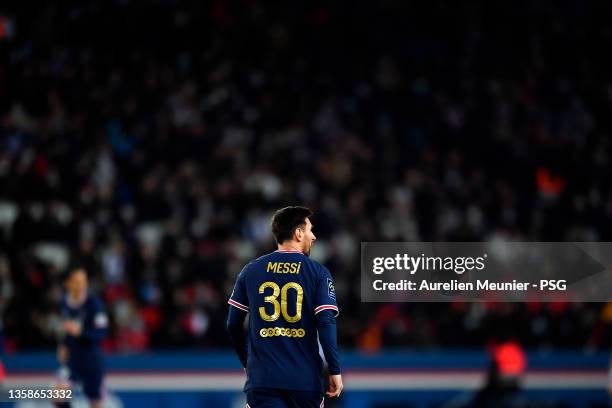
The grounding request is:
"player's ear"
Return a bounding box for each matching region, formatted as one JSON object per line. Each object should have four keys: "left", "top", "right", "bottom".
{"left": 295, "top": 226, "right": 304, "bottom": 242}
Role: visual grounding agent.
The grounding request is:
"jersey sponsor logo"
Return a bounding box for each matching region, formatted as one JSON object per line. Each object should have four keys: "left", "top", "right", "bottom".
{"left": 266, "top": 262, "right": 302, "bottom": 274}
{"left": 327, "top": 278, "right": 336, "bottom": 300}
{"left": 259, "top": 327, "right": 306, "bottom": 338}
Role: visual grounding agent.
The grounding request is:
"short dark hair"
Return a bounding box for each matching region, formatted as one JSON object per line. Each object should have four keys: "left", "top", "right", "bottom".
{"left": 271, "top": 206, "right": 313, "bottom": 244}
{"left": 64, "top": 265, "right": 87, "bottom": 281}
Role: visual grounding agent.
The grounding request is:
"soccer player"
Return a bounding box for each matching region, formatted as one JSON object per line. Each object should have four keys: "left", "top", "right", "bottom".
{"left": 227, "top": 206, "right": 343, "bottom": 408}
{"left": 57, "top": 267, "right": 108, "bottom": 408}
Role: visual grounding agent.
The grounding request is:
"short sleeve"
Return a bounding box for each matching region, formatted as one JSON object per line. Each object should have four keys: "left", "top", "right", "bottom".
{"left": 228, "top": 267, "right": 250, "bottom": 313}
{"left": 314, "top": 266, "right": 339, "bottom": 317}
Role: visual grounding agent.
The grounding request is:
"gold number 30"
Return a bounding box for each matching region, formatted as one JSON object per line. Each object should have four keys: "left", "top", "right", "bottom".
{"left": 259, "top": 282, "right": 303, "bottom": 323}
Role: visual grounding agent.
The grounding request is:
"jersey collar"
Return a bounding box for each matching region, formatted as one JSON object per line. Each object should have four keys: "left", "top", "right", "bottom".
{"left": 66, "top": 292, "right": 87, "bottom": 308}
{"left": 274, "top": 249, "right": 303, "bottom": 254}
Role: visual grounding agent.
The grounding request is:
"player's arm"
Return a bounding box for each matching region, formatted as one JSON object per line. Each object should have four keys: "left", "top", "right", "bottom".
{"left": 57, "top": 344, "right": 69, "bottom": 364}
{"left": 314, "top": 267, "right": 343, "bottom": 398}
{"left": 316, "top": 309, "right": 340, "bottom": 374}
{"left": 226, "top": 267, "right": 250, "bottom": 368}
{"left": 316, "top": 309, "right": 343, "bottom": 397}
{"left": 226, "top": 306, "right": 248, "bottom": 368}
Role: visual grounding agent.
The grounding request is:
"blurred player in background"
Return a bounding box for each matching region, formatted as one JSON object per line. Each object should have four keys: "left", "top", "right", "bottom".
{"left": 57, "top": 267, "right": 108, "bottom": 408}
{"left": 227, "top": 206, "right": 342, "bottom": 407}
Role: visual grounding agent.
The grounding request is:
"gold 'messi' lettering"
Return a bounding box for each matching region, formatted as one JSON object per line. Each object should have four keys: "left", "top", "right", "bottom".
{"left": 266, "top": 262, "right": 301, "bottom": 274}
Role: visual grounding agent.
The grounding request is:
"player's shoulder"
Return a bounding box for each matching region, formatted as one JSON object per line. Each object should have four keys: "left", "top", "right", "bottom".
{"left": 233, "top": 258, "right": 259, "bottom": 282}
{"left": 240, "top": 252, "right": 284, "bottom": 272}
{"left": 299, "top": 255, "right": 329, "bottom": 274}
{"left": 303, "top": 257, "right": 330, "bottom": 277}
{"left": 239, "top": 258, "right": 259, "bottom": 272}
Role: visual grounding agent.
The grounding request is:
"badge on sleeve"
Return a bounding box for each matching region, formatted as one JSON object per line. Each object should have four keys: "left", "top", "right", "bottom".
{"left": 94, "top": 312, "right": 108, "bottom": 328}
{"left": 327, "top": 278, "right": 336, "bottom": 300}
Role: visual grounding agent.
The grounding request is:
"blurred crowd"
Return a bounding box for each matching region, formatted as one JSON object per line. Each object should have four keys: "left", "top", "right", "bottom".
{"left": 1, "top": 0, "right": 612, "bottom": 352}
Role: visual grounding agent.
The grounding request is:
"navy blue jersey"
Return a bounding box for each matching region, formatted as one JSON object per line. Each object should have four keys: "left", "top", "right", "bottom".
{"left": 61, "top": 294, "right": 108, "bottom": 373}
{"left": 228, "top": 250, "right": 339, "bottom": 392}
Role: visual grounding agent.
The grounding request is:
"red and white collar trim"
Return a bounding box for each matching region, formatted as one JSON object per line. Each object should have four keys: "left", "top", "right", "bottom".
{"left": 275, "top": 249, "right": 303, "bottom": 254}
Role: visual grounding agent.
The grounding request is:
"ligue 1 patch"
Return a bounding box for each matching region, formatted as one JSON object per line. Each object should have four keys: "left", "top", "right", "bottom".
{"left": 327, "top": 278, "right": 336, "bottom": 300}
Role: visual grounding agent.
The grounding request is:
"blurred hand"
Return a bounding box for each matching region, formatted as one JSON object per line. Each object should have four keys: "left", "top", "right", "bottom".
{"left": 63, "top": 320, "right": 82, "bottom": 337}
{"left": 326, "top": 374, "right": 343, "bottom": 398}
{"left": 57, "top": 345, "right": 69, "bottom": 364}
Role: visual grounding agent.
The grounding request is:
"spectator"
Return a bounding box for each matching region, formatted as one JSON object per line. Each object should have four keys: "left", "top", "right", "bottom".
{"left": 1, "top": 0, "right": 611, "bottom": 351}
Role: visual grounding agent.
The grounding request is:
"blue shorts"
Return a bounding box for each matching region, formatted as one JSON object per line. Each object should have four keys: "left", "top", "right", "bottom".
{"left": 70, "top": 368, "right": 104, "bottom": 401}
{"left": 246, "top": 388, "right": 324, "bottom": 408}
